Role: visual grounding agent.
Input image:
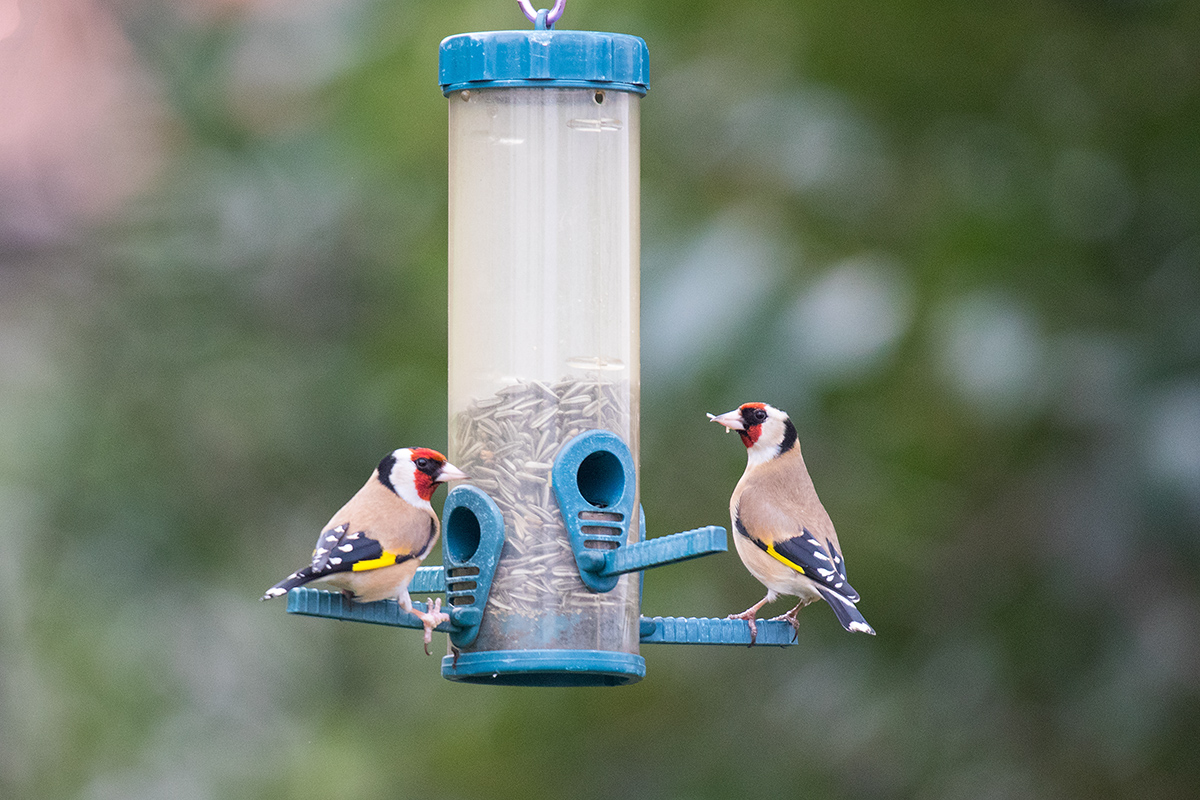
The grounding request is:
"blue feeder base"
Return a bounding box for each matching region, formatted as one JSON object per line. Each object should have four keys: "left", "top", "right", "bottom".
{"left": 441, "top": 649, "right": 645, "bottom": 687}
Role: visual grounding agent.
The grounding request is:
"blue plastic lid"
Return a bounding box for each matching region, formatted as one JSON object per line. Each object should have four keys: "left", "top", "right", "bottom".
{"left": 439, "top": 28, "right": 649, "bottom": 96}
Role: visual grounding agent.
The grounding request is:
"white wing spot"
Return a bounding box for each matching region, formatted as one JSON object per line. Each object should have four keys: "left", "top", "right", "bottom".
{"left": 338, "top": 544, "right": 353, "bottom": 552}
{"left": 330, "top": 557, "right": 342, "bottom": 566}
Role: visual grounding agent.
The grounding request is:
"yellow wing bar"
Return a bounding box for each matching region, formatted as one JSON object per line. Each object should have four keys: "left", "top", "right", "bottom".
{"left": 351, "top": 551, "right": 401, "bottom": 571}
{"left": 765, "top": 542, "right": 806, "bottom": 575}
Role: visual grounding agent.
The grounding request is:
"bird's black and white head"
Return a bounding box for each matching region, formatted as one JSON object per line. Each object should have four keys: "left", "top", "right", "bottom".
{"left": 707, "top": 402, "right": 798, "bottom": 467}
{"left": 376, "top": 447, "right": 468, "bottom": 509}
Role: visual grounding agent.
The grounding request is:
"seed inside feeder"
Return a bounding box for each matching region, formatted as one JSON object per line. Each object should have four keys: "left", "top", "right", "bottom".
{"left": 451, "top": 376, "right": 636, "bottom": 648}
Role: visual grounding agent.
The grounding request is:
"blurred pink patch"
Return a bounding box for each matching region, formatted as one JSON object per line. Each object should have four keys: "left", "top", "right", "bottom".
{"left": 0, "top": 0, "right": 166, "bottom": 246}
{"left": 0, "top": 0, "right": 20, "bottom": 42}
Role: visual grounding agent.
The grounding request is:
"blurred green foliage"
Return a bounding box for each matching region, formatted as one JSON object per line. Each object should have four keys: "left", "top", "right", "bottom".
{"left": 2, "top": 0, "right": 1199, "bottom": 798}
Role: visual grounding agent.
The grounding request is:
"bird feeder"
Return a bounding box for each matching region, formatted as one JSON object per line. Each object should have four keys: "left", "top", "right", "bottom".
{"left": 285, "top": 2, "right": 801, "bottom": 685}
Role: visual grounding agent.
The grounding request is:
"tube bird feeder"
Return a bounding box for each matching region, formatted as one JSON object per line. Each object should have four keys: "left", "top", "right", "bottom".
{"left": 284, "top": 3, "right": 802, "bottom": 686}
{"left": 440, "top": 6, "right": 648, "bottom": 686}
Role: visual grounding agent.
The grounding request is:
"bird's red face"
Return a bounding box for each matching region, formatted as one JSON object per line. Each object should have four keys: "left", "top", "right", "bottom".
{"left": 709, "top": 402, "right": 801, "bottom": 465}
{"left": 378, "top": 448, "right": 468, "bottom": 504}
{"left": 734, "top": 403, "right": 770, "bottom": 449}
{"left": 409, "top": 447, "right": 451, "bottom": 501}
{"left": 708, "top": 403, "right": 770, "bottom": 449}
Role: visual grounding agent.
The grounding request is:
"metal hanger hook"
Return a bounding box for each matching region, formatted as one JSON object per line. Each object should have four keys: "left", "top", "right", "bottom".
{"left": 517, "top": 0, "right": 566, "bottom": 28}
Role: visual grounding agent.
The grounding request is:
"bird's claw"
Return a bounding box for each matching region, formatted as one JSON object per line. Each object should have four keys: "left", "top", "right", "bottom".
{"left": 768, "top": 611, "right": 801, "bottom": 643}
{"left": 417, "top": 597, "right": 450, "bottom": 656}
{"left": 726, "top": 610, "right": 760, "bottom": 646}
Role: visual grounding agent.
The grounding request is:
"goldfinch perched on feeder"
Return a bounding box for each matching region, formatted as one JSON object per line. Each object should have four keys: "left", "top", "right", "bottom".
{"left": 708, "top": 403, "right": 875, "bottom": 642}
{"left": 262, "top": 447, "right": 468, "bottom": 654}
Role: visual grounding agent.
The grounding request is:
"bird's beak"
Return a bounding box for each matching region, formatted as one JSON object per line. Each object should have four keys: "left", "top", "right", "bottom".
{"left": 706, "top": 410, "right": 744, "bottom": 432}
{"left": 437, "top": 462, "right": 469, "bottom": 483}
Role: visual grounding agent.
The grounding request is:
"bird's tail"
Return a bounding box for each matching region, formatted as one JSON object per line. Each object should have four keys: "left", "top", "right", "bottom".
{"left": 261, "top": 566, "right": 316, "bottom": 601}
{"left": 815, "top": 586, "right": 876, "bottom": 635}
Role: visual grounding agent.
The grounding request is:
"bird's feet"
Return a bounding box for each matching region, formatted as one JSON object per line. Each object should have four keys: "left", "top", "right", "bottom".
{"left": 768, "top": 609, "right": 802, "bottom": 643}
{"left": 726, "top": 609, "right": 761, "bottom": 646}
{"left": 770, "top": 599, "right": 814, "bottom": 642}
{"left": 413, "top": 597, "right": 450, "bottom": 656}
{"left": 727, "top": 595, "right": 773, "bottom": 646}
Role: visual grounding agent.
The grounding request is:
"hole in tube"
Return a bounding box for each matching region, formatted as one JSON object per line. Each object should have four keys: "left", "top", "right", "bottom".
{"left": 449, "top": 581, "right": 478, "bottom": 593}
{"left": 577, "top": 450, "right": 625, "bottom": 508}
{"left": 448, "top": 566, "right": 480, "bottom": 578}
{"left": 445, "top": 506, "right": 481, "bottom": 563}
{"left": 594, "top": 90, "right": 605, "bottom": 104}
{"left": 579, "top": 510, "right": 623, "bottom": 522}
{"left": 449, "top": 595, "right": 475, "bottom": 606}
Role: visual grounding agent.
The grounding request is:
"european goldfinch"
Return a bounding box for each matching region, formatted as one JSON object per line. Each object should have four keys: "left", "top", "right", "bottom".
{"left": 708, "top": 403, "right": 874, "bottom": 642}
{"left": 262, "top": 447, "right": 468, "bottom": 654}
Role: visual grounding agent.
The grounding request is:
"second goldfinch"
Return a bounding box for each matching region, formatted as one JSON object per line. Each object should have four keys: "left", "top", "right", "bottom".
{"left": 262, "top": 447, "right": 468, "bottom": 653}
{"left": 708, "top": 403, "right": 874, "bottom": 642}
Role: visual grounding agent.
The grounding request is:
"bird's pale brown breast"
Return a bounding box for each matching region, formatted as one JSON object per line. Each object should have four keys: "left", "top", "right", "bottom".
{"left": 322, "top": 472, "right": 440, "bottom": 558}
{"left": 732, "top": 447, "right": 840, "bottom": 553}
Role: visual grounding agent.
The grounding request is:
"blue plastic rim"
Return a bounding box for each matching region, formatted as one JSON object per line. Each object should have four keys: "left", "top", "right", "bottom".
{"left": 442, "top": 649, "right": 645, "bottom": 687}
{"left": 439, "top": 29, "right": 649, "bottom": 96}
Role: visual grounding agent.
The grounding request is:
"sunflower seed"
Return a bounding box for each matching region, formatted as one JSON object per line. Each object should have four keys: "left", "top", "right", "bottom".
{"left": 450, "top": 376, "right": 635, "bottom": 639}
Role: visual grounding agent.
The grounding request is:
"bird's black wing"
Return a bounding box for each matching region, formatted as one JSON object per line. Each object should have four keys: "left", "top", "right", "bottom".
{"left": 260, "top": 565, "right": 317, "bottom": 600}
{"left": 768, "top": 528, "right": 859, "bottom": 602}
{"left": 737, "top": 517, "right": 861, "bottom": 602}
{"left": 311, "top": 524, "right": 377, "bottom": 571}
{"left": 260, "top": 523, "right": 409, "bottom": 601}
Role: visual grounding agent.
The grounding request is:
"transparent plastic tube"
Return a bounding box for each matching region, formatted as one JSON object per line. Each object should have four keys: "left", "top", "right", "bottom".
{"left": 447, "top": 86, "right": 641, "bottom": 659}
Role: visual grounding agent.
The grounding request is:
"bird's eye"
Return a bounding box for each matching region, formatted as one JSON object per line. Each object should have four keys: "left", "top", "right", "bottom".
{"left": 752, "top": 408, "right": 768, "bottom": 423}
{"left": 415, "top": 457, "right": 431, "bottom": 469}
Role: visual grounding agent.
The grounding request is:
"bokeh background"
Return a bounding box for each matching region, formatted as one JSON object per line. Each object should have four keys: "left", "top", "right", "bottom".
{"left": 3, "top": 0, "right": 1199, "bottom": 797}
